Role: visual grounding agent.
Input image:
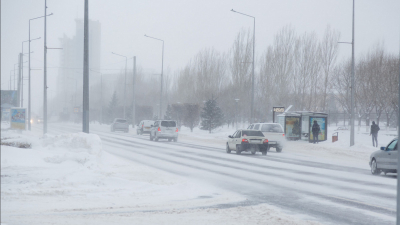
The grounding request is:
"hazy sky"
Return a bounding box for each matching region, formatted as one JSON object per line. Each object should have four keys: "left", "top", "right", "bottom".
{"left": 1, "top": 0, "right": 399, "bottom": 114}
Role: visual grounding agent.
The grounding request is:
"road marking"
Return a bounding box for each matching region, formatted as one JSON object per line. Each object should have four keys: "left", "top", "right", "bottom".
{"left": 323, "top": 194, "right": 395, "bottom": 212}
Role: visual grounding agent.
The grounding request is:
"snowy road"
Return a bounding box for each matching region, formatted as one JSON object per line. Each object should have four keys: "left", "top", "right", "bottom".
{"left": 35, "top": 123, "right": 397, "bottom": 225}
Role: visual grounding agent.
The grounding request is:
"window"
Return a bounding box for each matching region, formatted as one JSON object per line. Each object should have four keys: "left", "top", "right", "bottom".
{"left": 261, "top": 124, "right": 283, "bottom": 133}
{"left": 248, "top": 125, "right": 254, "bottom": 129}
{"left": 387, "top": 140, "right": 398, "bottom": 151}
{"left": 254, "top": 124, "right": 260, "bottom": 130}
{"left": 242, "top": 130, "right": 264, "bottom": 137}
{"left": 235, "top": 131, "right": 242, "bottom": 138}
{"left": 154, "top": 121, "right": 159, "bottom": 127}
{"left": 161, "top": 121, "right": 176, "bottom": 127}
{"left": 231, "top": 131, "right": 238, "bottom": 137}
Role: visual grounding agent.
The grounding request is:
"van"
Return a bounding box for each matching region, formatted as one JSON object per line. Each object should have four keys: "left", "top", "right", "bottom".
{"left": 150, "top": 120, "right": 179, "bottom": 142}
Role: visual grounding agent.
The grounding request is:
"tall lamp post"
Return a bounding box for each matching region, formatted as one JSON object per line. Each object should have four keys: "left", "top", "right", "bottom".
{"left": 29, "top": 13, "right": 52, "bottom": 131}
{"left": 231, "top": 9, "right": 255, "bottom": 124}
{"left": 111, "top": 52, "right": 128, "bottom": 119}
{"left": 22, "top": 38, "right": 40, "bottom": 109}
{"left": 338, "top": 0, "right": 355, "bottom": 147}
{"left": 144, "top": 34, "right": 164, "bottom": 119}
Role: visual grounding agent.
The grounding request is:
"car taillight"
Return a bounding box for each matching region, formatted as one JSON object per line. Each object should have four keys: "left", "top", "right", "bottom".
{"left": 242, "top": 139, "right": 248, "bottom": 143}
{"left": 142, "top": 124, "right": 144, "bottom": 128}
{"left": 263, "top": 139, "right": 269, "bottom": 143}
{"left": 158, "top": 127, "right": 161, "bottom": 132}
{"left": 282, "top": 134, "right": 285, "bottom": 137}
{"left": 176, "top": 128, "right": 179, "bottom": 132}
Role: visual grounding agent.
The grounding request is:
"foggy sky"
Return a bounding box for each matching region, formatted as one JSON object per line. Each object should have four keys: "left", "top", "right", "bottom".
{"left": 1, "top": 0, "right": 399, "bottom": 114}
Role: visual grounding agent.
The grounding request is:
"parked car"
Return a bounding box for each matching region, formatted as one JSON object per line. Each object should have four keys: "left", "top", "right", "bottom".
{"left": 149, "top": 120, "right": 178, "bottom": 142}
{"left": 226, "top": 129, "right": 269, "bottom": 155}
{"left": 248, "top": 123, "right": 285, "bottom": 152}
{"left": 137, "top": 120, "right": 154, "bottom": 135}
{"left": 370, "top": 138, "right": 398, "bottom": 175}
{"left": 110, "top": 118, "right": 129, "bottom": 133}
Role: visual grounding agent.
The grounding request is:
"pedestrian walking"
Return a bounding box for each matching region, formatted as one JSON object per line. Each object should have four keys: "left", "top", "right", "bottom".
{"left": 312, "top": 120, "right": 320, "bottom": 144}
{"left": 370, "top": 121, "right": 380, "bottom": 147}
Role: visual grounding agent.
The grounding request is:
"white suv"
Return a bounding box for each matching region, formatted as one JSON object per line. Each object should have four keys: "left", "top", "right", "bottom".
{"left": 137, "top": 120, "right": 154, "bottom": 135}
{"left": 150, "top": 120, "right": 179, "bottom": 142}
{"left": 248, "top": 123, "right": 285, "bottom": 152}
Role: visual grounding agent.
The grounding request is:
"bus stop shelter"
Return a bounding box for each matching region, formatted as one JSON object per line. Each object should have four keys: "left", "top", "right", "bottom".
{"left": 277, "top": 111, "right": 328, "bottom": 142}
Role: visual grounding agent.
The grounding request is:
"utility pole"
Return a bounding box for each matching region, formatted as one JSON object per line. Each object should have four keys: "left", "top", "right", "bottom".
{"left": 18, "top": 53, "right": 22, "bottom": 107}
{"left": 396, "top": 12, "right": 400, "bottom": 225}
{"left": 132, "top": 56, "right": 136, "bottom": 128}
{"left": 43, "top": 0, "right": 48, "bottom": 134}
{"left": 82, "top": 0, "right": 89, "bottom": 133}
{"left": 350, "top": 0, "right": 355, "bottom": 147}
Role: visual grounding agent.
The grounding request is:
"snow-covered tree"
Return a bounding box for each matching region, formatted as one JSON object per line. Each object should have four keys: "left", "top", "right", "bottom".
{"left": 182, "top": 103, "right": 200, "bottom": 132}
{"left": 200, "top": 98, "right": 224, "bottom": 133}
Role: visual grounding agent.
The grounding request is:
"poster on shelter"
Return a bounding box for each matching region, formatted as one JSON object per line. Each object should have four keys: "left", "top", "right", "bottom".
{"left": 285, "top": 117, "right": 301, "bottom": 139}
{"left": 309, "top": 117, "right": 326, "bottom": 141}
{"left": 1, "top": 109, "right": 10, "bottom": 121}
{"left": 1, "top": 90, "right": 19, "bottom": 107}
{"left": 10, "top": 108, "right": 26, "bottom": 130}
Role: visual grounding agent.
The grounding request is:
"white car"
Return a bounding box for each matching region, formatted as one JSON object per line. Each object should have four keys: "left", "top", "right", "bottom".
{"left": 110, "top": 118, "right": 129, "bottom": 133}
{"left": 137, "top": 120, "right": 154, "bottom": 135}
{"left": 248, "top": 123, "right": 285, "bottom": 152}
{"left": 150, "top": 120, "right": 179, "bottom": 142}
{"left": 226, "top": 129, "right": 269, "bottom": 155}
{"left": 370, "top": 138, "right": 398, "bottom": 175}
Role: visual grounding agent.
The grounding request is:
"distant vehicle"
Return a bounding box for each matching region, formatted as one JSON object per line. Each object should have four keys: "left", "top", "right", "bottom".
{"left": 149, "top": 120, "right": 178, "bottom": 142}
{"left": 137, "top": 120, "right": 154, "bottom": 135}
{"left": 110, "top": 118, "right": 129, "bottom": 133}
{"left": 370, "top": 138, "right": 398, "bottom": 175}
{"left": 226, "top": 129, "right": 269, "bottom": 155}
{"left": 248, "top": 123, "right": 285, "bottom": 152}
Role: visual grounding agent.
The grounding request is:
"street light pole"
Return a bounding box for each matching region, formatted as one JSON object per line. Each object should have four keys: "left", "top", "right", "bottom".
{"left": 144, "top": 34, "right": 164, "bottom": 119}
{"left": 82, "top": 0, "right": 89, "bottom": 133}
{"left": 43, "top": 0, "right": 48, "bottom": 134}
{"left": 111, "top": 52, "right": 128, "bottom": 119}
{"left": 29, "top": 14, "right": 52, "bottom": 131}
{"left": 132, "top": 56, "right": 136, "bottom": 127}
{"left": 235, "top": 99, "right": 240, "bottom": 130}
{"left": 231, "top": 9, "right": 255, "bottom": 124}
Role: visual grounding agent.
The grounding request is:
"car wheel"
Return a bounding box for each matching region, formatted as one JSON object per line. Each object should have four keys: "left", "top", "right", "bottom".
{"left": 150, "top": 133, "right": 153, "bottom": 141}
{"left": 371, "top": 159, "right": 380, "bottom": 175}
{"left": 276, "top": 147, "right": 282, "bottom": 153}
{"left": 226, "top": 143, "right": 231, "bottom": 153}
{"left": 168, "top": 138, "right": 172, "bottom": 142}
{"left": 236, "top": 145, "right": 242, "bottom": 155}
{"left": 155, "top": 135, "right": 159, "bottom": 142}
{"left": 262, "top": 150, "right": 267, "bottom": 156}
{"left": 174, "top": 138, "right": 178, "bottom": 142}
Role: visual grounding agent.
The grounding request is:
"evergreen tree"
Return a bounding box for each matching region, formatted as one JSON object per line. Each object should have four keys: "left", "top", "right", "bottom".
{"left": 200, "top": 98, "right": 224, "bottom": 133}
{"left": 164, "top": 104, "right": 173, "bottom": 120}
{"left": 107, "top": 91, "right": 119, "bottom": 123}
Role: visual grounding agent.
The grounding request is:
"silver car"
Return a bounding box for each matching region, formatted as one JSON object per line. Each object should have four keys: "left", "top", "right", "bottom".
{"left": 137, "top": 120, "right": 154, "bottom": 135}
{"left": 110, "top": 118, "right": 129, "bottom": 133}
{"left": 369, "top": 138, "right": 398, "bottom": 175}
{"left": 150, "top": 120, "right": 178, "bottom": 142}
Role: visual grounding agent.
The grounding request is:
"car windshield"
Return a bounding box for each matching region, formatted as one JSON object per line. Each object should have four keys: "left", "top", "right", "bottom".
{"left": 242, "top": 130, "right": 264, "bottom": 137}
{"left": 261, "top": 124, "right": 283, "bottom": 133}
{"left": 116, "top": 119, "right": 127, "bottom": 123}
{"left": 161, "top": 121, "right": 176, "bottom": 127}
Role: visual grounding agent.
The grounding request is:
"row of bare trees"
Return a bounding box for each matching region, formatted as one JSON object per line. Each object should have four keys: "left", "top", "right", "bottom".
{"left": 53, "top": 25, "right": 399, "bottom": 130}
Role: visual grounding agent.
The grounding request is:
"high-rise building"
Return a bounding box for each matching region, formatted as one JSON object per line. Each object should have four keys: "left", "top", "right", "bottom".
{"left": 57, "top": 19, "right": 101, "bottom": 112}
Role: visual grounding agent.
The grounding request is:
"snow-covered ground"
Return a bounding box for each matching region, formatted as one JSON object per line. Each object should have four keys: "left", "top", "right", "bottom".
{"left": 1, "top": 123, "right": 327, "bottom": 225}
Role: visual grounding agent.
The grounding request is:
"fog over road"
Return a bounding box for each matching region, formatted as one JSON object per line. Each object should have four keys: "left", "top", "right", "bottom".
{"left": 35, "top": 123, "right": 396, "bottom": 225}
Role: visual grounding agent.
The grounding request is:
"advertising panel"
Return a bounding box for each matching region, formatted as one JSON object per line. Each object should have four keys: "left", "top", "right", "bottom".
{"left": 285, "top": 116, "right": 301, "bottom": 139}
{"left": 1, "top": 109, "right": 11, "bottom": 121}
{"left": 10, "top": 108, "right": 26, "bottom": 130}
{"left": 1, "top": 90, "right": 19, "bottom": 107}
{"left": 309, "top": 117, "right": 327, "bottom": 141}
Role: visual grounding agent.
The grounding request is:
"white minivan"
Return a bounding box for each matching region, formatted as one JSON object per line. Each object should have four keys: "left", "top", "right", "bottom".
{"left": 248, "top": 123, "right": 285, "bottom": 152}
{"left": 150, "top": 120, "right": 179, "bottom": 142}
{"left": 137, "top": 120, "right": 154, "bottom": 135}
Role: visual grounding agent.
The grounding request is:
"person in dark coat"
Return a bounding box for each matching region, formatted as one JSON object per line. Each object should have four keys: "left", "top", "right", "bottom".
{"left": 312, "top": 120, "right": 320, "bottom": 144}
{"left": 370, "top": 121, "right": 380, "bottom": 147}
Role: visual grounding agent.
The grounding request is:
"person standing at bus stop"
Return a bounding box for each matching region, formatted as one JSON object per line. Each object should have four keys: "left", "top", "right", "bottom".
{"left": 370, "top": 121, "right": 380, "bottom": 147}
{"left": 312, "top": 120, "right": 320, "bottom": 144}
